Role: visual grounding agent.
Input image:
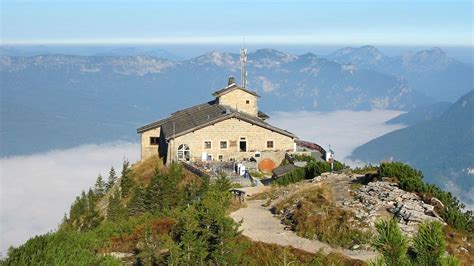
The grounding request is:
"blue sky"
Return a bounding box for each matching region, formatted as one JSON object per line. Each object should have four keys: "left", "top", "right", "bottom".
{"left": 1, "top": 0, "right": 472, "bottom": 46}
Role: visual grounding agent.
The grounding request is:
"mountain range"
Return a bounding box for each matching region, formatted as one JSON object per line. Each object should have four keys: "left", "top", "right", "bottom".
{"left": 1, "top": 46, "right": 472, "bottom": 157}
{"left": 351, "top": 90, "right": 474, "bottom": 206}
{"left": 327, "top": 46, "right": 473, "bottom": 102}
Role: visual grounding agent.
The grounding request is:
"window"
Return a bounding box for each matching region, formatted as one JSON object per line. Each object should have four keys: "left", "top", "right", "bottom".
{"left": 239, "top": 137, "right": 247, "bottom": 152}
{"left": 150, "top": 137, "right": 159, "bottom": 145}
{"left": 207, "top": 154, "right": 212, "bottom": 161}
{"left": 177, "top": 144, "right": 190, "bottom": 161}
{"left": 267, "top": 141, "right": 274, "bottom": 149}
{"left": 204, "top": 141, "right": 211, "bottom": 149}
{"left": 220, "top": 141, "right": 228, "bottom": 149}
{"left": 246, "top": 100, "right": 250, "bottom": 104}
{"left": 218, "top": 155, "right": 223, "bottom": 161}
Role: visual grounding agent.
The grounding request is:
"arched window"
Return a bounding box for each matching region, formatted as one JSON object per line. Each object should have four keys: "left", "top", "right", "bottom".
{"left": 177, "top": 144, "right": 190, "bottom": 161}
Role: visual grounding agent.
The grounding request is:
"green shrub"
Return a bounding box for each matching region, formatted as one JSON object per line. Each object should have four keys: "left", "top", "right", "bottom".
{"left": 275, "top": 160, "right": 347, "bottom": 186}
{"left": 372, "top": 219, "right": 461, "bottom": 266}
{"left": 2, "top": 231, "right": 120, "bottom": 265}
{"left": 372, "top": 219, "right": 409, "bottom": 266}
{"left": 412, "top": 221, "right": 446, "bottom": 266}
{"left": 291, "top": 154, "right": 316, "bottom": 163}
{"left": 305, "top": 161, "right": 331, "bottom": 178}
{"left": 274, "top": 167, "right": 306, "bottom": 186}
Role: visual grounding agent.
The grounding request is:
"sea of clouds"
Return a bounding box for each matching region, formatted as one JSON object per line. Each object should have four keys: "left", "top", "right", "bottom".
{"left": 0, "top": 109, "right": 405, "bottom": 257}
{"left": 0, "top": 142, "right": 139, "bottom": 257}
{"left": 270, "top": 109, "right": 406, "bottom": 165}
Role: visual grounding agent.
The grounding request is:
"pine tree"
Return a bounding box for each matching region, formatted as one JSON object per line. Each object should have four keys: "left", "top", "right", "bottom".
{"left": 144, "top": 164, "right": 184, "bottom": 213}
{"left": 171, "top": 206, "right": 209, "bottom": 264}
{"left": 82, "top": 188, "right": 102, "bottom": 230}
{"left": 120, "top": 160, "right": 135, "bottom": 197}
{"left": 106, "top": 166, "right": 117, "bottom": 191}
{"left": 94, "top": 174, "right": 106, "bottom": 197}
{"left": 372, "top": 219, "right": 409, "bottom": 266}
{"left": 412, "top": 221, "right": 447, "bottom": 266}
{"left": 144, "top": 173, "right": 163, "bottom": 213}
{"left": 128, "top": 185, "right": 146, "bottom": 216}
{"left": 107, "top": 190, "right": 125, "bottom": 222}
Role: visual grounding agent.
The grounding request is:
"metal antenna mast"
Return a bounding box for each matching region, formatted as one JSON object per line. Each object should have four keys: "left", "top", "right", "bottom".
{"left": 240, "top": 47, "right": 247, "bottom": 88}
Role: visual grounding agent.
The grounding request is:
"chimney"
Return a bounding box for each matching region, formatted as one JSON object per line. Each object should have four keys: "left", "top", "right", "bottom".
{"left": 228, "top": 76, "right": 236, "bottom": 85}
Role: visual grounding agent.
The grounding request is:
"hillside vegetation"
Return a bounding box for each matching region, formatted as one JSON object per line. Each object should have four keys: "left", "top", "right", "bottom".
{"left": 1, "top": 156, "right": 359, "bottom": 265}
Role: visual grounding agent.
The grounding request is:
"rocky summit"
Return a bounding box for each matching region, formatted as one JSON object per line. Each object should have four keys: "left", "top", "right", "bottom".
{"left": 344, "top": 181, "right": 444, "bottom": 236}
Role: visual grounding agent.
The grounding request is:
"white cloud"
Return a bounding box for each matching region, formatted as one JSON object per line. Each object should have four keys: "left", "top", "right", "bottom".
{"left": 270, "top": 109, "right": 406, "bottom": 165}
{"left": 0, "top": 142, "right": 139, "bottom": 257}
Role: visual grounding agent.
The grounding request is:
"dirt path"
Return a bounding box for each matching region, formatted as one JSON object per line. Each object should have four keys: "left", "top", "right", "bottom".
{"left": 230, "top": 199, "right": 379, "bottom": 262}
{"left": 323, "top": 173, "right": 355, "bottom": 207}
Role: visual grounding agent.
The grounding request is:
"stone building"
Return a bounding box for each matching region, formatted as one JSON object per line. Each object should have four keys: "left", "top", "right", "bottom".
{"left": 137, "top": 77, "right": 298, "bottom": 164}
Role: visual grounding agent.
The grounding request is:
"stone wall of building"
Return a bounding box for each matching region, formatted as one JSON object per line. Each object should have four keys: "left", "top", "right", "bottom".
{"left": 140, "top": 127, "right": 161, "bottom": 160}
{"left": 168, "top": 117, "right": 295, "bottom": 163}
{"left": 217, "top": 89, "right": 258, "bottom": 116}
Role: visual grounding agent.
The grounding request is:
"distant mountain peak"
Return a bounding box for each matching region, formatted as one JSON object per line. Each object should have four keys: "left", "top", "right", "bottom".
{"left": 299, "top": 52, "right": 317, "bottom": 58}
{"left": 251, "top": 49, "right": 292, "bottom": 60}
{"left": 192, "top": 51, "right": 239, "bottom": 67}
{"left": 327, "top": 45, "right": 386, "bottom": 67}
{"left": 402, "top": 47, "right": 453, "bottom": 71}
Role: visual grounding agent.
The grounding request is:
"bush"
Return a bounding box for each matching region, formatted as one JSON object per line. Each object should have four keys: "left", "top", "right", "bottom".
{"left": 371, "top": 219, "right": 461, "bottom": 266}
{"left": 372, "top": 219, "right": 409, "bottom": 266}
{"left": 2, "top": 231, "right": 120, "bottom": 265}
{"left": 274, "top": 167, "right": 306, "bottom": 186}
{"left": 412, "top": 221, "right": 446, "bottom": 266}
{"left": 305, "top": 161, "right": 331, "bottom": 178}
{"left": 275, "top": 160, "right": 347, "bottom": 186}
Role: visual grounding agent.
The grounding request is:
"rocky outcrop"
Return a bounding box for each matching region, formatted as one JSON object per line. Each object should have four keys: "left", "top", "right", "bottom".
{"left": 344, "top": 181, "right": 444, "bottom": 235}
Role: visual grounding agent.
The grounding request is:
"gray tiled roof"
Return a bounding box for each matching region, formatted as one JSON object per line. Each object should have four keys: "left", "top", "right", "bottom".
{"left": 272, "top": 164, "right": 300, "bottom": 178}
{"left": 137, "top": 101, "right": 297, "bottom": 140}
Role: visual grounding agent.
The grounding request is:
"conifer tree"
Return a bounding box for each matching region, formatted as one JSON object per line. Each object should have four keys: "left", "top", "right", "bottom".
{"left": 128, "top": 185, "right": 146, "bottom": 216}
{"left": 81, "top": 188, "right": 102, "bottom": 230}
{"left": 107, "top": 190, "right": 125, "bottom": 222}
{"left": 106, "top": 166, "right": 117, "bottom": 191}
{"left": 372, "top": 219, "right": 409, "bottom": 266}
{"left": 144, "top": 173, "right": 163, "bottom": 213}
{"left": 412, "top": 221, "right": 447, "bottom": 266}
{"left": 87, "top": 188, "right": 96, "bottom": 208}
{"left": 120, "top": 160, "right": 135, "bottom": 197}
{"left": 144, "top": 163, "right": 184, "bottom": 213}
{"left": 94, "top": 174, "right": 106, "bottom": 197}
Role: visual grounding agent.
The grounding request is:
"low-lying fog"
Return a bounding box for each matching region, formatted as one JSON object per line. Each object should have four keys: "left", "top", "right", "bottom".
{"left": 0, "top": 109, "right": 404, "bottom": 257}
{"left": 270, "top": 109, "right": 405, "bottom": 164}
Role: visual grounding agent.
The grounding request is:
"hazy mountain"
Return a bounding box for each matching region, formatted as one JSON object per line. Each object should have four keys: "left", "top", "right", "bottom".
{"left": 0, "top": 49, "right": 433, "bottom": 156}
{"left": 327, "top": 45, "right": 388, "bottom": 70}
{"left": 0, "top": 45, "right": 183, "bottom": 61}
{"left": 93, "top": 47, "right": 184, "bottom": 61}
{"left": 351, "top": 91, "right": 474, "bottom": 205}
{"left": 386, "top": 101, "right": 452, "bottom": 126}
{"left": 327, "top": 46, "right": 473, "bottom": 102}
